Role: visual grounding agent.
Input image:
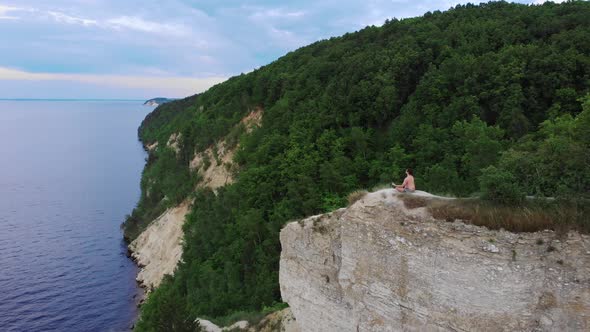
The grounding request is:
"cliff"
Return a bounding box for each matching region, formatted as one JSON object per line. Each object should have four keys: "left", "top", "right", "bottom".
{"left": 143, "top": 98, "right": 175, "bottom": 106}
{"left": 128, "top": 109, "right": 261, "bottom": 289}
{"left": 128, "top": 3, "right": 590, "bottom": 329}
{"left": 280, "top": 189, "right": 590, "bottom": 331}
{"left": 128, "top": 200, "right": 190, "bottom": 289}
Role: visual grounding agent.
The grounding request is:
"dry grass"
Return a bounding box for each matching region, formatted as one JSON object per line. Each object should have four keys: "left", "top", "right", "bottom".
{"left": 416, "top": 198, "right": 589, "bottom": 235}
{"left": 399, "top": 195, "right": 431, "bottom": 210}
{"left": 347, "top": 190, "right": 368, "bottom": 206}
{"left": 431, "top": 201, "right": 539, "bottom": 232}
{"left": 312, "top": 216, "right": 329, "bottom": 234}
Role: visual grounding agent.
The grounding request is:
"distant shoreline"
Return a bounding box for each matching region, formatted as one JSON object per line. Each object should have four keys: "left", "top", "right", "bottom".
{"left": 0, "top": 98, "right": 146, "bottom": 102}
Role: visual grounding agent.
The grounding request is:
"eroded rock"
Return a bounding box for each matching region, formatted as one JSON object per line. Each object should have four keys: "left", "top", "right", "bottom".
{"left": 129, "top": 200, "right": 190, "bottom": 289}
{"left": 280, "top": 189, "right": 590, "bottom": 331}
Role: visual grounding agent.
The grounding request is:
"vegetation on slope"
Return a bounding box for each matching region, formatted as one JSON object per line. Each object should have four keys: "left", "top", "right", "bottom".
{"left": 128, "top": 2, "right": 590, "bottom": 330}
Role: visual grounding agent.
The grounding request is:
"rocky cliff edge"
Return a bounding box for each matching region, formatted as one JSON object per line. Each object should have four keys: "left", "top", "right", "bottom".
{"left": 280, "top": 189, "right": 590, "bottom": 331}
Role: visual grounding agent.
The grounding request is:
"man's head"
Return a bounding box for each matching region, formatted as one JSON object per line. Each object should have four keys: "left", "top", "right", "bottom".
{"left": 406, "top": 168, "right": 413, "bottom": 176}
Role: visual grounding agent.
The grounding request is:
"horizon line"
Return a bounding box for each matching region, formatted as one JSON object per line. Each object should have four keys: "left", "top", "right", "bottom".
{"left": 0, "top": 98, "right": 154, "bottom": 102}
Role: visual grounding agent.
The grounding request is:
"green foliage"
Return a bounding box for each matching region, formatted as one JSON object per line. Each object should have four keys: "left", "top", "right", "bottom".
{"left": 123, "top": 147, "right": 197, "bottom": 240}
{"left": 479, "top": 166, "right": 524, "bottom": 204}
{"left": 135, "top": 276, "right": 201, "bottom": 332}
{"left": 129, "top": 2, "right": 590, "bottom": 328}
{"left": 322, "top": 193, "right": 347, "bottom": 212}
{"left": 261, "top": 302, "right": 289, "bottom": 315}
{"left": 495, "top": 95, "right": 590, "bottom": 198}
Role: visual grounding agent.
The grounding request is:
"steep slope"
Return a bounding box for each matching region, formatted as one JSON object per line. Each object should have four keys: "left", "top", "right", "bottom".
{"left": 128, "top": 110, "right": 262, "bottom": 290}
{"left": 129, "top": 200, "right": 190, "bottom": 290}
{"left": 280, "top": 190, "right": 590, "bottom": 331}
{"left": 130, "top": 2, "right": 590, "bottom": 329}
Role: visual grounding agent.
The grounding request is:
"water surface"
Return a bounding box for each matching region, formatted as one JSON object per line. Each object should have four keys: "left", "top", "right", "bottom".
{"left": 0, "top": 100, "right": 151, "bottom": 331}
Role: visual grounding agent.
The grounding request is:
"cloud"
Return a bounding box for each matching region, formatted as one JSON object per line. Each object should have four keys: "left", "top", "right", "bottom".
{"left": 0, "top": 4, "right": 22, "bottom": 19}
{"left": 0, "top": 5, "right": 189, "bottom": 37}
{"left": 47, "top": 10, "right": 97, "bottom": 26}
{"left": 248, "top": 7, "right": 306, "bottom": 21}
{"left": 235, "top": 6, "right": 311, "bottom": 50}
{"left": 266, "top": 26, "right": 309, "bottom": 49}
{"left": 0, "top": 66, "right": 226, "bottom": 97}
{"left": 105, "top": 16, "right": 189, "bottom": 36}
{"left": 0, "top": 0, "right": 553, "bottom": 98}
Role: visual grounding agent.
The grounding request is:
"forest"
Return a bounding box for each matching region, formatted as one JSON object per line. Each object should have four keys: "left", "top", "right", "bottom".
{"left": 124, "top": 2, "right": 590, "bottom": 330}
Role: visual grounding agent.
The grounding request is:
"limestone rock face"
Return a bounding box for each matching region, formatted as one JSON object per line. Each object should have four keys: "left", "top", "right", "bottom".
{"left": 252, "top": 308, "right": 300, "bottom": 332}
{"left": 279, "top": 189, "right": 590, "bottom": 332}
{"left": 197, "top": 308, "right": 299, "bottom": 332}
{"left": 129, "top": 200, "right": 190, "bottom": 289}
{"left": 189, "top": 108, "right": 262, "bottom": 190}
{"left": 166, "top": 132, "right": 181, "bottom": 154}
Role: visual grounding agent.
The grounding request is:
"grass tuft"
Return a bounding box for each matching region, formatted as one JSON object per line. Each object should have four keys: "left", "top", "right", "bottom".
{"left": 347, "top": 190, "right": 368, "bottom": 206}
{"left": 399, "top": 195, "right": 430, "bottom": 209}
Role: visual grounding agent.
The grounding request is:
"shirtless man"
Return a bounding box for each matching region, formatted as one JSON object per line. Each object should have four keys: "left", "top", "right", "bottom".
{"left": 392, "top": 168, "right": 416, "bottom": 193}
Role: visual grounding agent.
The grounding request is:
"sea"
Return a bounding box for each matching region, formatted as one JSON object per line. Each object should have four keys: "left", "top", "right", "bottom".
{"left": 0, "top": 100, "right": 152, "bottom": 331}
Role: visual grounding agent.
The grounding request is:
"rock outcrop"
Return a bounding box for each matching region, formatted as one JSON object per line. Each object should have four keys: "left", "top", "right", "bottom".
{"left": 129, "top": 200, "right": 190, "bottom": 289}
{"left": 189, "top": 108, "right": 262, "bottom": 190}
{"left": 253, "top": 307, "right": 299, "bottom": 332}
{"left": 189, "top": 138, "right": 235, "bottom": 190}
{"left": 198, "top": 308, "right": 299, "bottom": 332}
{"left": 280, "top": 189, "right": 590, "bottom": 331}
{"left": 167, "top": 132, "right": 181, "bottom": 154}
{"left": 144, "top": 97, "right": 175, "bottom": 106}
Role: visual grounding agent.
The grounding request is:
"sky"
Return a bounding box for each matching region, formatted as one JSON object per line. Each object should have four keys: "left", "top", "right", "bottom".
{"left": 0, "top": 0, "right": 564, "bottom": 99}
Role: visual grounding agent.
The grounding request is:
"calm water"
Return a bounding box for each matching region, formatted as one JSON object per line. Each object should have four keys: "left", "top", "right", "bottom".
{"left": 0, "top": 100, "right": 152, "bottom": 331}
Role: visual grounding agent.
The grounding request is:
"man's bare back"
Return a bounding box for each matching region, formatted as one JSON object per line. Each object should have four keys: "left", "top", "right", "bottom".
{"left": 403, "top": 175, "right": 415, "bottom": 190}
{"left": 393, "top": 169, "right": 416, "bottom": 193}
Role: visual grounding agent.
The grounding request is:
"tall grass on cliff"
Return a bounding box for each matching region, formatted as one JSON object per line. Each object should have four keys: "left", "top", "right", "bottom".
{"left": 400, "top": 195, "right": 590, "bottom": 234}
{"left": 129, "top": 2, "right": 590, "bottom": 329}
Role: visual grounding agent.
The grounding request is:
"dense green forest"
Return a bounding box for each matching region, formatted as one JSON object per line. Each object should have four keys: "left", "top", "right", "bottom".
{"left": 127, "top": 1, "right": 590, "bottom": 330}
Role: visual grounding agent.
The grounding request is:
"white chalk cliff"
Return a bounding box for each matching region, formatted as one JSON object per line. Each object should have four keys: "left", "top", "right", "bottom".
{"left": 129, "top": 200, "right": 190, "bottom": 289}
{"left": 280, "top": 189, "right": 590, "bottom": 331}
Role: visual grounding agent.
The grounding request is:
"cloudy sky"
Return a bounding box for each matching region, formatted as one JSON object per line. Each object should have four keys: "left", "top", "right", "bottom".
{"left": 0, "top": 0, "right": 559, "bottom": 99}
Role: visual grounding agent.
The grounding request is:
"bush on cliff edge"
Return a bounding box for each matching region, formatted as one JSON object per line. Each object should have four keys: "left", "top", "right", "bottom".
{"left": 479, "top": 166, "right": 524, "bottom": 204}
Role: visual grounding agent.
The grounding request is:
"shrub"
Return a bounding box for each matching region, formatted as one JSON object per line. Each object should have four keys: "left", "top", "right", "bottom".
{"left": 347, "top": 190, "right": 368, "bottom": 206}
{"left": 479, "top": 166, "right": 524, "bottom": 204}
{"left": 322, "top": 193, "right": 346, "bottom": 212}
{"left": 135, "top": 277, "right": 200, "bottom": 332}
